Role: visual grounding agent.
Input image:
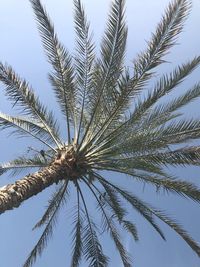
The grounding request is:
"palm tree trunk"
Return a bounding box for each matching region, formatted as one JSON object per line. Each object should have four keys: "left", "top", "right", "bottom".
{"left": 0, "top": 164, "right": 66, "bottom": 214}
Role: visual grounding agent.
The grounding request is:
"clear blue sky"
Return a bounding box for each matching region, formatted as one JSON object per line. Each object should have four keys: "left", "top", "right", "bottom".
{"left": 0, "top": 0, "right": 200, "bottom": 266}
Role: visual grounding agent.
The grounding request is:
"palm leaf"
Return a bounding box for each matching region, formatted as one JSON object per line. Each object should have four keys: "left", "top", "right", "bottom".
{"left": 99, "top": 180, "right": 127, "bottom": 221}
{"left": 23, "top": 181, "right": 68, "bottom": 267}
{"left": 145, "top": 82, "right": 200, "bottom": 128}
{"left": 0, "top": 111, "right": 57, "bottom": 150}
{"left": 76, "top": 182, "right": 108, "bottom": 267}
{"left": 122, "top": 220, "right": 139, "bottom": 242}
{"left": 0, "top": 155, "right": 47, "bottom": 177}
{"left": 80, "top": 0, "right": 127, "bottom": 149}
{"left": 107, "top": 179, "right": 200, "bottom": 257}
{"left": 153, "top": 210, "right": 200, "bottom": 257}
{"left": 33, "top": 181, "right": 69, "bottom": 229}
{"left": 0, "top": 63, "right": 61, "bottom": 148}
{"left": 74, "top": 0, "right": 95, "bottom": 142}
{"left": 129, "top": 56, "right": 200, "bottom": 126}
{"left": 133, "top": 173, "right": 200, "bottom": 203}
{"left": 142, "top": 146, "right": 200, "bottom": 166}
{"left": 30, "top": 0, "right": 76, "bottom": 143}
{"left": 83, "top": 177, "right": 132, "bottom": 267}
{"left": 133, "top": 0, "right": 190, "bottom": 84}
{"left": 90, "top": 182, "right": 139, "bottom": 241}
{"left": 96, "top": 174, "right": 166, "bottom": 240}
{"left": 71, "top": 189, "right": 83, "bottom": 267}
{"left": 90, "top": 0, "right": 191, "bottom": 145}
{"left": 158, "top": 119, "right": 200, "bottom": 144}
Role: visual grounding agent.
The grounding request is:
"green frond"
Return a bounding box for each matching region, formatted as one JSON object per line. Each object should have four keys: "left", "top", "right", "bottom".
{"left": 85, "top": 127, "right": 167, "bottom": 161}
{"left": 33, "top": 181, "right": 69, "bottom": 229}
{"left": 71, "top": 189, "right": 83, "bottom": 267}
{"left": 30, "top": 0, "right": 76, "bottom": 143}
{"left": 82, "top": 222, "right": 108, "bottom": 267}
{"left": 108, "top": 145, "right": 200, "bottom": 172}
{"left": 98, "top": 0, "right": 127, "bottom": 107}
{"left": 87, "top": 181, "right": 132, "bottom": 267}
{"left": 100, "top": 180, "right": 200, "bottom": 257}
{"left": 93, "top": 0, "right": 191, "bottom": 140}
{"left": 99, "top": 179, "right": 200, "bottom": 257}
{"left": 87, "top": 178, "right": 139, "bottom": 243}
{"left": 113, "top": 119, "right": 200, "bottom": 156}
{"left": 77, "top": 182, "right": 108, "bottom": 267}
{"left": 0, "top": 155, "right": 47, "bottom": 177}
{"left": 0, "top": 63, "right": 62, "bottom": 148}
{"left": 99, "top": 181, "right": 127, "bottom": 221}
{"left": 135, "top": 84, "right": 200, "bottom": 131}
{"left": 106, "top": 218, "right": 132, "bottom": 267}
{"left": 96, "top": 165, "right": 200, "bottom": 204}
{"left": 151, "top": 82, "right": 200, "bottom": 122}
{"left": 73, "top": 0, "right": 95, "bottom": 143}
{"left": 23, "top": 181, "right": 68, "bottom": 267}
{"left": 158, "top": 119, "right": 200, "bottom": 144}
{"left": 130, "top": 56, "right": 200, "bottom": 126}
{"left": 153, "top": 210, "right": 200, "bottom": 257}
{"left": 144, "top": 146, "right": 200, "bottom": 167}
{"left": 80, "top": 0, "right": 127, "bottom": 150}
{"left": 133, "top": 0, "right": 190, "bottom": 81}
{"left": 122, "top": 220, "right": 139, "bottom": 242}
{"left": 91, "top": 57, "right": 200, "bottom": 153}
{"left": 133, "top": 173, "right": 200, "bottom": 203}
{"left": 0, "top": 112, "right": 57, "bottom": 150}
{"left": 97, "top": 175, "right": 166, "bottom": 240}
{"left": 108, "top": 157, "right": 165, "bottom": 176}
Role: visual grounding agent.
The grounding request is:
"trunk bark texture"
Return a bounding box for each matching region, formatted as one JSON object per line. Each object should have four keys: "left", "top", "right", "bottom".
{"left": 0, "top": 163, "right": 67, "bottom": 214}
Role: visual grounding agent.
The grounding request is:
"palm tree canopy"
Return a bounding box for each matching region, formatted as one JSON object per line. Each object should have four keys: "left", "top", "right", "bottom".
{"left": 0, "top": 0, "right": 200, "bottom": 266}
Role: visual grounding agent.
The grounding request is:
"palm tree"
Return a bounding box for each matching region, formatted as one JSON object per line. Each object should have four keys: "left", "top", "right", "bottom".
{"left": 0, "top": 0, "right": 200, "bottom": 266}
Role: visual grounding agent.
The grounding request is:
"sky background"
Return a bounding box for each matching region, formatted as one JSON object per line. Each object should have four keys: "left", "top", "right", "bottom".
{"left": 0, "top": 0, "right": 200, "bottom": 266}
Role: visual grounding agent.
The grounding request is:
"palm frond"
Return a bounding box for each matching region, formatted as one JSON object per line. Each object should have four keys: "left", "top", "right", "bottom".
{"left": 104, "top": 215, "right": 132, "bottom": 267}
{"left": 129, "top": 56, "right": 200, "bottom": 126}
{"left": 158, "top": 119, "right": 200, "bottom": 144}
{"left": 153, "top": 210, "right": 200, "bottom": 257}
{"left": 107, "top": 118, "right": 200, "bottom": 157}
{"left": 79, "top": 0, "right": 127, "bottom": 150}
{"left": 107, "top": 157, "right": 165, "bottom": 176}
{"left": 146, "top": 82, "right": 200, "bottom": 126}
{"left": 86, "top": 177, "right": 139, "bottom": 243}
{"left": 0, "top": 63, "right": 61, "bottom": 148}
{"left": 108, "top": 181, "right": 200, "bottom": 257}
{"left": 76, "top": 182, "right": 108, "bottom": 267}
{"left": 96, "top": 174, "right": 166, "bottom": 240}
{"left": 71, "top": 189, "right": 83, "bottom": 267}
{"left": 96, "top": 164, "right": 200, "bottom": 204}
{"left": 126, "top": 119, "right": 200, "bottom": 155}
{"left": 23, "top": 181, "right": 68, "bottom": 267}
{"left": 163, "top": 82, "right": 200, "bottom": 112}
{"left": 0, "top": 112, "right": 57, "bottom": 150}
{"left": 33, "top": 181, "right": 69, "bottom": 229}
{"left": 122, "top": 220, "right": 139, "bottom": 242}
{"left": 133, "top": 0, "right": 190, "bottom": 84}
{"left": 83, "top": 178, "right": 132, "bottom": 266}
{"left": 99, "top": 180, "right": 127, "bottom": 221}
{"left": 98, "top": 0, "right": 127, "bottom": 107}
{"left": 101, "top": 179, "right": 200, "bottom": 257}
{"left": 0, "top": 155, "right": 47, "bottom": 177}
{"left": 30, "top": 0, "right": 76, "bottom": 143}
{"left": 143, "top": 146, "right": 200, "bottom": 167}
{"left": 73, "top": 0, "right": 95, "bottom": 143}
{"left": 91, "top": 0, "right": 191, "bottom": 143}
{"left": 133, "top": 172, "right": 200, "bottom": 203}
{"left": 90, "top": 59, "right": 200, "bottom": 153}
